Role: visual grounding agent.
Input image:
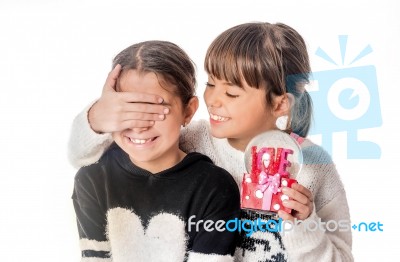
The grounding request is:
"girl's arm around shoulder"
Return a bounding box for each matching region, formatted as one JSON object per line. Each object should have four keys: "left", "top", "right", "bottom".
{"left": 180, "top": 119, "right": 213, "bottom": 154}
{"left": 68, "top": 101, "right": 113, "bottom": 168}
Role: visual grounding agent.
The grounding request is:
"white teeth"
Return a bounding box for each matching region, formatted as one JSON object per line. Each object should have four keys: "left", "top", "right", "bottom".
{"left": 129, "top": 138, "right": 153, "bottom": 144}
{"left": 210, "top": 113, "right": 228, "bottom": 122}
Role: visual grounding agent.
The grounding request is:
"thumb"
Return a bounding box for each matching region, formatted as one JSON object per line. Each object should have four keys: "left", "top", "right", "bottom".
{"left": 102, "top": 64, "right": 122, "bottom": 93}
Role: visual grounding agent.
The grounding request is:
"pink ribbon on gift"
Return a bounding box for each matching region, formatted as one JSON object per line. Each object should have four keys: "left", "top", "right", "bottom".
{"left": 257, "top": 172, "right": 281, "bottom": 210}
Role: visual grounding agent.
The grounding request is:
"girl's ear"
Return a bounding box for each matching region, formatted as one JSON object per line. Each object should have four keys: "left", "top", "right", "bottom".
{"left": 183, "top": 96, "right": 199, "bottom": 126}
{"left": 272, "top": 93, "right": 294, "bottom": 117}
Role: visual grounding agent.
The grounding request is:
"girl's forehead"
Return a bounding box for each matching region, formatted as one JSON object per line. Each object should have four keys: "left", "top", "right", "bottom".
{"left": 119, "top": 70, "right": 165, "bottom": 90}
{"left": 119, "top": 70, "right": 181, "bottom": 106}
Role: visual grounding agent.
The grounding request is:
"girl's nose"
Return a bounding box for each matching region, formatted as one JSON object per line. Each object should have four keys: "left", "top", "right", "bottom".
{"left": 131, "top": 126, "right": 150, "bottom": 133}
{"left": 204, "top": 87, "right": 222, "bottom": 108}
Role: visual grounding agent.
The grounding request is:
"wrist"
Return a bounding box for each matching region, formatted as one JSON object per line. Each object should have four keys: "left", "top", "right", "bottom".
{"left": 87, "top": 101, "right": 103, "bottom": 134}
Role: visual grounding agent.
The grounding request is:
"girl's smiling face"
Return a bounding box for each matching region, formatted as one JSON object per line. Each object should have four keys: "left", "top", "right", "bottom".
{"left": 113, "top": 70, "right": 196, "bottom": 173}
{"left": 204, "top": 76, "right": 278, "bottom": 151}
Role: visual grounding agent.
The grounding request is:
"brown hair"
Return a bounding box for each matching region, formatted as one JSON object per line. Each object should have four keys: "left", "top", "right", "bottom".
{"left": 113, "top": 40, "right": 196, "bottom": 106}
{"left": 205, "top": 22, "right": 313, "bottom": 137}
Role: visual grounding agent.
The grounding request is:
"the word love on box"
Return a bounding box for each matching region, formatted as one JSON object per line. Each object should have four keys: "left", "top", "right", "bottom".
{"left": 241, "top": 131, "right": 303, "bottom": 214}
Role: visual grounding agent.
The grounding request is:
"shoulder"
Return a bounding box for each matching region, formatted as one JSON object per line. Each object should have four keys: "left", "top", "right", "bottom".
{"left": 184, "top": 119, "right": 210, "bottom": 133}
{"left": 298, "top": 138, "right": 347, "bottom": 211}
{"left": 298, "top": 138, "right": 339, "bottom": 180}
{"left": 187, "top": 152, "right": 231, "bottom": 178}
{"left": 301, "top": 138, "right": 333, "bottom": 165}
{"left": 74, "top": 143, "right": 122, "bottom": 184}
{"left": 180, "top": 119, "right": 212, "bottom": 153}
{"left": 186, "top": 153, "right": 239, "bottom": 195}
{"left": 74, "top": 163, "right": 103, "bottom": 191}
{"left": 184, "top": 154, "right": 240, "bottom": 221}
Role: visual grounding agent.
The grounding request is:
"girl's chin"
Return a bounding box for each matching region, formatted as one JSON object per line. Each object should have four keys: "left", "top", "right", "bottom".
{"left": 209, "top": 129, "right": 228, "bottom": 139}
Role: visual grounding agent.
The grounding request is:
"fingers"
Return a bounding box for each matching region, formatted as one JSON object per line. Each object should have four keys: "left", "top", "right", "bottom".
{"left": 103, "top": 64, "right": 122, "bottom": 93}
{"left": 102, "top": 65, "right": 164, "bottom": 105}
{"left": 278, "top": 210, "right": 294, "bottom": 221}
{"left": 121, "top": 112, "right": 167, "bottom": 122}
{"left": 281, "top": 200, "right": 312, "bottom": 219}
{"left": 120, "top": 91, "right": 164, "bottom": 105}
{"left": 291, "top": 183, "right": 313, "bottom": 201}
{"left": 280, "top": 184, "right": 314, "bottom": 221}
{"left": 120, "top": 101, "right": 169, "bottom": 115}
{"left": 91, "top": 66, "right": 171, "bottom": 133}
{"left": 106, "top": 107, "right": 169, "bottom": 132}
{"left": 281, "top": 185, "right": 310, "bottom": 205}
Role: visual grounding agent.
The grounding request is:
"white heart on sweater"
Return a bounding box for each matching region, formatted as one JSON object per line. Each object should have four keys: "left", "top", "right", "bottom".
{"left": 106, "top": 207, "right": 187, "bottom": 262}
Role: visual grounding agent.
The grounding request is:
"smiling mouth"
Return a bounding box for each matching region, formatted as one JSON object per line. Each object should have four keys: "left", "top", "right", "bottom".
{"left": 209, "top": 113, "right": 229, "bottom": 122}
{"left": 129, "top": 137, "right": 158, "bottom": 144}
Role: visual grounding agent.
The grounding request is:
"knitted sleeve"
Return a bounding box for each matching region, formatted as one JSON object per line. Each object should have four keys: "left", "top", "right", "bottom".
{"left": 72, "top": 167, "right": 111, "bottom": 261}
{"left": 179, "top": 120, "right": 219, "bottom": 158}
{"left": 282, "top": 140, "right": 353, "bottom": 262}
{"left": 68, "top": 101, "right": 113, "bottom": 168}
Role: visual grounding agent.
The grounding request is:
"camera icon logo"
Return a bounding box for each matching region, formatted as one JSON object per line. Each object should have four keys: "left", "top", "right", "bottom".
{"left": 307, "top": 35, "right": 381, "bottom": 159}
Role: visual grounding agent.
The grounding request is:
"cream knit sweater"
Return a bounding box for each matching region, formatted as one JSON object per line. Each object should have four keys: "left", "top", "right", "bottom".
{"left": 68, "top": 108, "right": 353, "bottom": 262}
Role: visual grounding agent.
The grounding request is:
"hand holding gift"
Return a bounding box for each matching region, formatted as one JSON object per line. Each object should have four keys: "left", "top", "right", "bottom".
{"left": 241, "top": 130, "right": 304, "bottom": 215}
{"left": 279, "top": 182, "right": 314, "bottom": 221}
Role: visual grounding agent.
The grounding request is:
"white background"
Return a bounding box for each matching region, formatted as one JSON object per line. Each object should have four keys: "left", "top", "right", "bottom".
{"left": 0, "top": 0, "right": 399, "bottom": 261}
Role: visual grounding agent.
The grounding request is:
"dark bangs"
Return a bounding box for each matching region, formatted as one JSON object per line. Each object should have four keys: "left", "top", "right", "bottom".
{"left": 204, "top": 24, "right": 267, "bottom": 89}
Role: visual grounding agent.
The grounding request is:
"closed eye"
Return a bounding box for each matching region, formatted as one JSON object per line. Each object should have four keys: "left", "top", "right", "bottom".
{"left": 205, "top": 82, "right": 215, "bottom": 88}
{"left": 225, "top": 92, "right": 239, "bottom": 98}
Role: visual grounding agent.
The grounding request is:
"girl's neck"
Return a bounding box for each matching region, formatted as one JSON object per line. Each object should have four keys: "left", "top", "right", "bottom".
{"left": 129, "top": 149, "right": 186, "bottom": 174}
{"left": 227, "top": 137, "right": 251, "bottom": 152}
{"left": 227, "top": 127, "right": 280, "bottom": 152}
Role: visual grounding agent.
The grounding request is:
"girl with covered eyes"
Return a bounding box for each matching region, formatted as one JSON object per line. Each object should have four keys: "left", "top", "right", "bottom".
{"left": 72, "top": 40, "right": 240, "bottom": 261}
{"left": 69, "top": 23, "right": 353, "bottom": 261}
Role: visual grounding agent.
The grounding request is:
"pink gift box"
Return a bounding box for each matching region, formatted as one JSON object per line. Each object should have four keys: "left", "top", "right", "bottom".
{"left": 240, "top": 146, "right": 297, "bottom": 213}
